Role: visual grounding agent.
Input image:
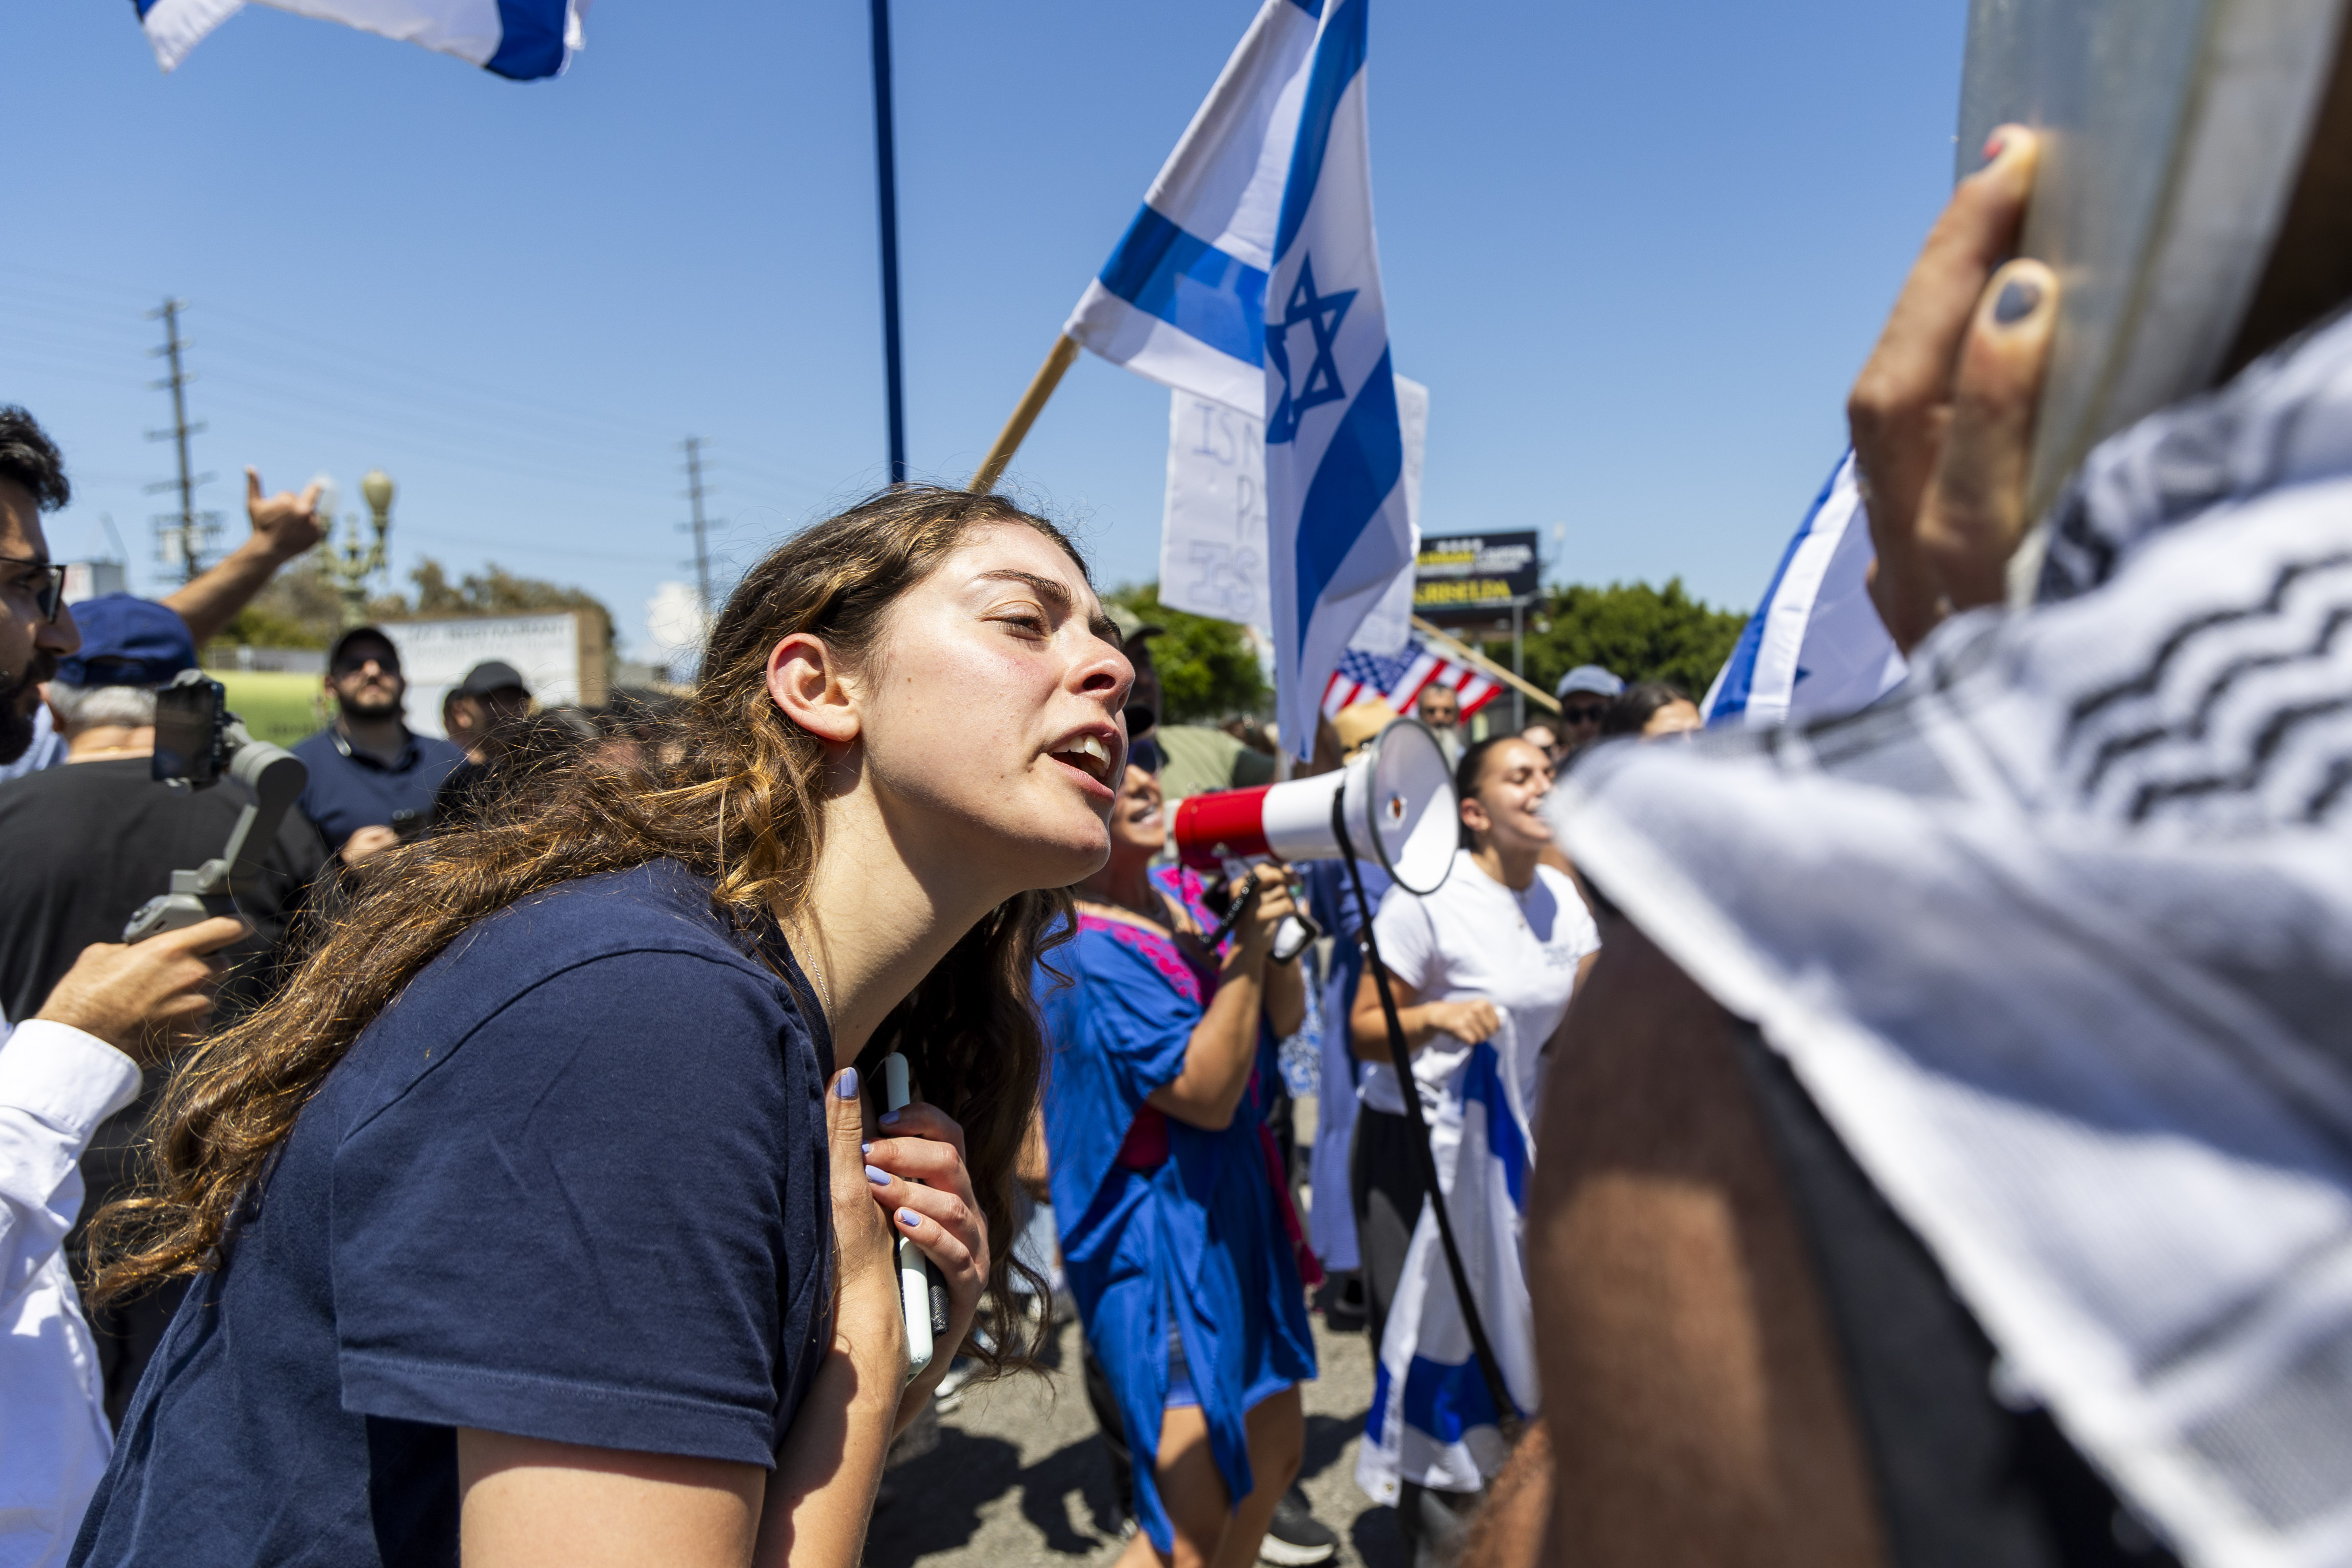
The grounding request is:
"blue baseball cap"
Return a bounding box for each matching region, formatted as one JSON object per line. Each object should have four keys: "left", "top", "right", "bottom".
{"left": 55, "top": 594, "right": 196, "bottom": 687}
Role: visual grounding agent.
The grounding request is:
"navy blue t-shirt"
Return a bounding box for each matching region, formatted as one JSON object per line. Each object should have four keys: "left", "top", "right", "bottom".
{"left": 71, "top": 860, "right": 835, "bottom": 1567}
{"left": 291, "top": 724, "right": 465, "bottom": 852}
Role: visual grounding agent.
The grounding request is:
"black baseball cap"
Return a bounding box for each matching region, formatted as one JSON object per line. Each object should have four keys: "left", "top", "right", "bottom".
{"left": 327, "top": 625, "right": 401, "bottom": 673}
{"left": 457, "top": 660, "right": 528, "bottom": 697}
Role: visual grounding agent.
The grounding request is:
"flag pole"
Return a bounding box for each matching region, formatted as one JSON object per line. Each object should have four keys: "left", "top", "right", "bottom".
{"left": 1412, "top": 616, "right": 1561, "bottom": 714}
{"left": 869, "top": 0, "right": 907, "bottom": 484}
{"left": 971, "top": 335, "right": 1080, "bottom": 492}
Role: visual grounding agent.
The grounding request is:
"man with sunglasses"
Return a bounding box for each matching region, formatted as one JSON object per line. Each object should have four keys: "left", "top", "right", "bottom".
{"left": 1550, "top": 665, "right": 1624, "bottom": 765}
{"left": 3, "top": 452, "right": 327, "bottom": 786}
{"left": 292, "top": 625, "right": 464, "bottom": 865}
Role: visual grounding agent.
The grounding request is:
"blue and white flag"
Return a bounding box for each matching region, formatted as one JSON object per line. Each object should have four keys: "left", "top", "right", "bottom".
{"left": 1067, "top": 0, "right": 1409, "bottom": 753}
{"left": 1702, "top": 451, "right": 1907, "bottom": 729}
{"left": 1260, "top": 0, "right": 1409, "bottom": 757}
{"left": 1065, "top": 0, "right": 1320, "bottom": 417}
{"left": 136, "top": 0, "right": 585, "bottom": 79}
{"left": 1357, "top": 1015, "right": 1539, "bottom": 1501}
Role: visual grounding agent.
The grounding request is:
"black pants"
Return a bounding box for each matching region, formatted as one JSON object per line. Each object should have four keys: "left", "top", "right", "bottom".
{"left": 1348, "top": 1104, "right": 1428, "bottom": 1359}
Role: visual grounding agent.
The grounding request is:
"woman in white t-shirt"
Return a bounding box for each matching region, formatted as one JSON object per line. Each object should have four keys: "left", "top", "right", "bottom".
{"left": 1345, "top": 734, "right": 1598, "bottom": 1543}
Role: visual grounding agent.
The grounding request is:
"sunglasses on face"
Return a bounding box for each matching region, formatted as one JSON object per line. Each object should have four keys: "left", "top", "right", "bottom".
{"left": 1, "top": 557, "right": 67, "bottom": 623}
{"left": 1561, "top": 703, "right": 1607, "bottom": 725}
{"left": 332, "top": 653, "right": 401, "bottom": 677}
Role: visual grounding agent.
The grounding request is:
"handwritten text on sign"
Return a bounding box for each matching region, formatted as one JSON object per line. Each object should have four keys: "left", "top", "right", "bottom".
{"left": 1160, "top": 378, "right": 1429, "bottom": 639}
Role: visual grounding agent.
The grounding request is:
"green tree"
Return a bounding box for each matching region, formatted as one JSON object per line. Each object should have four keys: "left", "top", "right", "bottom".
{"left": 217, "top": 549, "right": 342, "bottom": 648}
{"left": 1110, "top": 584, "right": 1269, "bottom": 723}
{"left": 213, "top": 552, "right": 618, "bottom": 657}
{"left": 370, "top": 559, "right": 617, "bottom": 657}
{"left": 1512, "top": 578, "right": 1749, "bottom": 698}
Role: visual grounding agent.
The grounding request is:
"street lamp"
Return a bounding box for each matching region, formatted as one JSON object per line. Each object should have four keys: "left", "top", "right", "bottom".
{"left": 326, "top": 467, "right": 394, "bottom": 628}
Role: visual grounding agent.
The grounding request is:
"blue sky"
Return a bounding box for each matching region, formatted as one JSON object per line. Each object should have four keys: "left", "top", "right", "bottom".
{"left": 3, "top": 2, "right": 1966, "bottom": 662}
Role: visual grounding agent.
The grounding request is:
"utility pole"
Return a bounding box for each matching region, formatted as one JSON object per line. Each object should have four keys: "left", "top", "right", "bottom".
{"left": 868, "top": 0, "right": 907, "bottom": 483}
{"left": 145, "top": 298, "right": 218, "bottom": 583}
{"left": 682, "top": 437, "right": 713, "bottom": 614}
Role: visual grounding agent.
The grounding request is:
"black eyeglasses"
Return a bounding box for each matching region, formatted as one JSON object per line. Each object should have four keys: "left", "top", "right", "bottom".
{"left": 0, "top": 557, "right": 67, "bottom": 623}
{"left": 1561, "top": 703, "right": 1608, "bottom": 724}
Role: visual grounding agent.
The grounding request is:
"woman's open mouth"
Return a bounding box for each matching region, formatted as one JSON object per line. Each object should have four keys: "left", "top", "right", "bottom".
{"left": 1047, "top": 734, "right": 1119, "bottom": 795}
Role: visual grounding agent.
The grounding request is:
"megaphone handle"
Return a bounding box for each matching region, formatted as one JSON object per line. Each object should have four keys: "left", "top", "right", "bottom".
{"left": 1333, "top": 796, "right": 1525, "bottom": 1442}
{"left": 881, "top": 1052, "right": 937, "bottom": 1380}
{"left": 1205, "top": 868, "right": 1262, "bottom": 949}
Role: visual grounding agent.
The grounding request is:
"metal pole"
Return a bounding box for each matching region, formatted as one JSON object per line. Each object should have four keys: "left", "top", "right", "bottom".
{"left": 1512, "top": 600, "right": 1525, "bottom": 732}
{"left": 868, "top": 0, "right": 907, "bottom": 485}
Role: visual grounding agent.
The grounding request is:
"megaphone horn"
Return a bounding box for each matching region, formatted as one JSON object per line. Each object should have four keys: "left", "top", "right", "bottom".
{"left": 1170, "top": 718, "right": 1457, "bottom": 897}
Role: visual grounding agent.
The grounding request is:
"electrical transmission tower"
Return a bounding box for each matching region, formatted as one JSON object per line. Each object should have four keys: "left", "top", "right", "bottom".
{"left": 681, "top": 437, "right": 717, "bottom": 615}
{"left": 145, "top": 298, "right": 219, "bottom": 583}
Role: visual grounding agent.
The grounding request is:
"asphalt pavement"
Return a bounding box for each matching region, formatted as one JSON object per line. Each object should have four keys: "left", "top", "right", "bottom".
{"left": 866, "top": 1310, "right": 1404, "bottom": 1568}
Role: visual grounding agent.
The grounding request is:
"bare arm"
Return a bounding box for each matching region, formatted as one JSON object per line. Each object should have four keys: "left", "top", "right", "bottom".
{"left": 457, "top": 1435, "right": 762, "bottom": 1568}
{"left": 1148, "top": 872, "right": 1302, "bottom": 1131}
{"left": 1528, "top": 922, "right": 1883, "bottom": 1568}
{"left": 159, "top": 468, "right": 323, "bottom": 646}
{"left": 1348, "top": 966, "right": 1499, "bottom": 1064}
{"left": 458, "top": 1066, "right": 909, "bottom": 1568}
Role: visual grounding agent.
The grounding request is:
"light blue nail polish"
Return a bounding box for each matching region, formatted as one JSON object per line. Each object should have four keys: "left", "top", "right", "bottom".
{"left": 897, "top": 1207, "right": 922, "bottom": 1229}
{"left": 835, "top": 1066, "right": 859, "bottom": 1100}
{"left": 860, "top": 1142, "right": 871, "bottom": 1155}
{"left": 865, "top": 1164, "right": 891, "bottom": 1186}
{"left": 879, "top": 1108, "right": 902, "bottom": 1125}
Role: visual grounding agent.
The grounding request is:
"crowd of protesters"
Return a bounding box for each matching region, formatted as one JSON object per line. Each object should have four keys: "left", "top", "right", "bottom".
{"left": 2, "top": 105, "right": 2346, "bottom": 1568}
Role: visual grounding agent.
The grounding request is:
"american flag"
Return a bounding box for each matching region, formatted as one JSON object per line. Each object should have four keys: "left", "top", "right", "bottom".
{"left": 1322, "top": 638, "right": 1503, "bottom": 721}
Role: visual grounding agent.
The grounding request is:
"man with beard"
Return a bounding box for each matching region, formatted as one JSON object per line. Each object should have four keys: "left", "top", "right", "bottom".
{"left": 0, "top": 464, "right": 326, "bottom": 787}
{"left": 291, "top": 625, "right": 464, "bottom": 865}
{"left": 0, "top": 403, "right": 242, "bottom": 1563}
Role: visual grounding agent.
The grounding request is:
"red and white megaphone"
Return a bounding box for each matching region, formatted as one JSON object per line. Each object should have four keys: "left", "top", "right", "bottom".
{"left": 1171, "top": 718, "right": 1457, "bottom": 957}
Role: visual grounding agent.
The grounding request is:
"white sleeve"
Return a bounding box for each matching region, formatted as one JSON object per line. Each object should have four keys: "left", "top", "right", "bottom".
{"left": 1370, "top": 882, "right": 1440, "bottom": 994}
{"left": 0, "top": 1021, "right": 143, "bottom": 1304}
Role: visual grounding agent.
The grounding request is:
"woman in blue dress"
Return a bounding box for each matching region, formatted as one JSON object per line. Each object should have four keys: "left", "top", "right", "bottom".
{"left": 1039, "top": 762, "right": 1318, "bottom": 1568}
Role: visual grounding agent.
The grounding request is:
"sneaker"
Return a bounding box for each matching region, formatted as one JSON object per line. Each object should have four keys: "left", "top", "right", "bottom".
{"left": 932, "top": 1356, "right": 982, "bottom": 1415}
{"left": 1259, "top": 1487, "right": 1339, "bottom": 1565}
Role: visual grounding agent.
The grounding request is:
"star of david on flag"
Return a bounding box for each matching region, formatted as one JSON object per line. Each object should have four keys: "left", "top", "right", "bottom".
{"left": 1268, "top": 259, "right": 1355, "bottom": 441}
{"left": 1063, "top": 0, "right": 1413, "bottom": 754}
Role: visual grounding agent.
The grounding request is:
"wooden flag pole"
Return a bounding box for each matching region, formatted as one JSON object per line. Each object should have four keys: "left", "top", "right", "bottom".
{"left": 971, "top": 335, "right": 1081, "bottom": 492}
{"left": 1412, "top": 616, "right": 1561, "bottom": 715}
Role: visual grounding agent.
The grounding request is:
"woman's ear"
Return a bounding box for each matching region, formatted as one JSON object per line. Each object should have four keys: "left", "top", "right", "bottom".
{"left": 1461, "top": 795, "right": 1494, "bottom": 838}
{"left": 767, "top": 633, "right": 861, "bottom": 746}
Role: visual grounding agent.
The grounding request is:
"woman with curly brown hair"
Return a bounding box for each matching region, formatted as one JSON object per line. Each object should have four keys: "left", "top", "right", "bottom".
{"left": 69, "top": 487, "right": 1134, "bottom": 1568}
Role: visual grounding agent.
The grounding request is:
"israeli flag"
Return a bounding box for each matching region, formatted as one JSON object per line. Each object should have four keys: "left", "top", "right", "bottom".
{"left": 1260, "top": 0, "right": 1409, "bottom": 757}
{"left": 1065, "top": 0, "right": 1320, "bottom": 418}
{"left": 1357, "top": 1016, "right": 1539, "bottom": 1501}
{"left": 136, "top": 0, "right": 585, "bottom": 79}
{"left": 1702, "top": 452, "right": 1908, "bottom": 729}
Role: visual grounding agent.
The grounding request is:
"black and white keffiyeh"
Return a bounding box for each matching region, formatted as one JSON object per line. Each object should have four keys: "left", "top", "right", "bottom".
{"left": 1552, "top": 309, "right": 2352, "bottom": 1568}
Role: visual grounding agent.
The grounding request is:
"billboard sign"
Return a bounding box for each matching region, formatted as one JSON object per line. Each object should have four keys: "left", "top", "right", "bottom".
{"left": 1413, "top": 532, "right": 1539, "bottom": 625}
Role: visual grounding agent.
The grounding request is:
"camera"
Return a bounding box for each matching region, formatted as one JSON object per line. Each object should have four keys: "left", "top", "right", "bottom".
{"left": 122, "top": 671, "right": 310, "bottom": 942}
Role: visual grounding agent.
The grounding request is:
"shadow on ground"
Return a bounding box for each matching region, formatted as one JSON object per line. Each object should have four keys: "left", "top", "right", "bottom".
{"left": 868, "top": 1425, "right": 1125, "bottom": 1567}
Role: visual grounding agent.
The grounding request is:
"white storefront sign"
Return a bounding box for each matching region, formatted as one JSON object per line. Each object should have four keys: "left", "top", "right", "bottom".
{"left": 381, "top": 611, "right": 593, "bottom": 740}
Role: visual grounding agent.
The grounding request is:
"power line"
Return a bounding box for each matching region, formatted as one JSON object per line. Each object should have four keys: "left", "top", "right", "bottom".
{"left": 144, "top": 298, "right": 219, "bottom": 583}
